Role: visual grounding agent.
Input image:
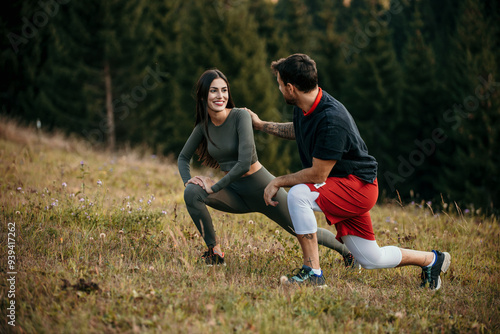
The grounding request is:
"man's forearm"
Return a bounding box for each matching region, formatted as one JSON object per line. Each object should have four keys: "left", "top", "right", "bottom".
{"left": 273, "top": 168, "right": 324, "bottom": 188}
{"left": 261, "top": 122, "right": 295, "bottom": 140}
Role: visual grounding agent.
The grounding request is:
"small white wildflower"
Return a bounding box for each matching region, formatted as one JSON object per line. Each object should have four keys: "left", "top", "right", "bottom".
{"left": 100, "top": 233, "right": 106, "bottom": 239}
{"left": 89, "top": 237, "right": 94, "bottom": 241}
{"left": 119, "top": 229, "right": 124, "bottom": 234}
{"left": 62, "top": 182, "right": 67, "bottom": 187}
{"left": 248, "top": 220, "right": 254, "bottom": 224}
{"left": 15, "top": 211, "right": 21, "bottom": 215}
{"left": 79, "top": 198, "right": 85, "bottom": 202}
{"left": 97, "top": 180, "right": 102, "bottom": 186}
{"left": 147, "top": 200, "right": 152, "bottom": 205}
{"left": 162, "top": 210, "right": 167, "bottom": 215}
{"left": 275, "top": 230, "right": 280, "bottom": 234}
{"left": 17, "top": 187, "right": 22, "bottom": 191}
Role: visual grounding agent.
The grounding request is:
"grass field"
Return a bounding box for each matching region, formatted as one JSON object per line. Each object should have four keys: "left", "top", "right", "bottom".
{"left": 1, "top": 119, "right": 499, "bottom": 333}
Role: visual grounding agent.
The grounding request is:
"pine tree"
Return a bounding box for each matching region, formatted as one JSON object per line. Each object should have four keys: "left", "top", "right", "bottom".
{"left": 248, "top": 0, "right": 288, "bottom": 62}
{"left": 2, "top": 0, "right": 57, "bottom": 125}
{"left": 388, "top": 6, "right": 444, "bottom": 201}
{"left": 340, "top": 0, "right": 403, "bottom": 198}
{"left": 275, "top": 0, "right": 313, "bottom": 54}
{"left": 436, "top": 0, "right": 500, "bottom": 213}
{"left": 122, "top": 0, "right": 183, "bottom": 154}
{"left": 13, "top": 0, "right": 155, "bottom": 150}
{"left": 308, "top": 0, "right": 347, "bottom": 95}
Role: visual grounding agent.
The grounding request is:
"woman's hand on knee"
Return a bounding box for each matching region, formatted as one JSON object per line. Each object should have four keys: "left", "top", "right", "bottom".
{"left": 186, "top": 176, "right": 215, "bottom": 194}
{"left": 186, "top": 176, "right": 204, "bottom": 188}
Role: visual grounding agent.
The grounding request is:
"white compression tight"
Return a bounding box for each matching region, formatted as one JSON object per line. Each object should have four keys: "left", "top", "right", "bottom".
{"left": 288, "top": 184, "right": 402, "bottom": 269}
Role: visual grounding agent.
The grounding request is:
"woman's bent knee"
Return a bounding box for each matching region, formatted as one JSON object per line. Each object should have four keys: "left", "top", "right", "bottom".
{"left": 184, "top": 184, "right": 207, "bottom": 205}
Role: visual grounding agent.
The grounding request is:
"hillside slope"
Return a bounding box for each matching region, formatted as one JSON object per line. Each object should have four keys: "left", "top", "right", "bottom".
{"left": 0, "top": 118, "right": 499, "bottom": 333}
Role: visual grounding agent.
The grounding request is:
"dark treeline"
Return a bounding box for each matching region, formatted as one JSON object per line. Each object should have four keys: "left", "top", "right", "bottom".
{"left": 1, "top": 0, "right": 499, "bottom": 214}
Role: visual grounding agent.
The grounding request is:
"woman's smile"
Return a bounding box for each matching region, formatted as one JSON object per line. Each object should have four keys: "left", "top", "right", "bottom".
{"left": 207, "top": 78, "right": 229, "bottom": 112}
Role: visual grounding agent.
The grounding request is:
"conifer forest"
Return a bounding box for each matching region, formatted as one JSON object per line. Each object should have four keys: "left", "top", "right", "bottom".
{"left": 2, "top": 0, "right": 499, "bottom": 214}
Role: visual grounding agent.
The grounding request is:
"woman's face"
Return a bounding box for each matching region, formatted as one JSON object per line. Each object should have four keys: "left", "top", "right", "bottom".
{"left": 206, "top": 78, "right": 229, "bottom": 113}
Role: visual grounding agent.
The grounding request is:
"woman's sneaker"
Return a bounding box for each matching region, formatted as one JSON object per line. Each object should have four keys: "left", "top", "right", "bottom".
{"left": 201, "top": 248, "right": 225, "bottom": 266}
{"left": 420, "top": 250, "right": 451, "bottom": 290}
{"left": 281, "top": 265, "right": 327, "bottom": 287}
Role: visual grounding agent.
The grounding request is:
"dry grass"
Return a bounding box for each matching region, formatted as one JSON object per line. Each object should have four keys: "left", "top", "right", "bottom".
{"left": 0, "top": 118, "right": 499, "bottom": 333}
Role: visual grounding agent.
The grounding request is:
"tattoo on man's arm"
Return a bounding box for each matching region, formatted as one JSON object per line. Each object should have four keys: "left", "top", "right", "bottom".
{"left": 262, "top": 122, "right": 295, "bottom": 140}
{"left": 301, "top": 234, "right": 313, "bottom": 240}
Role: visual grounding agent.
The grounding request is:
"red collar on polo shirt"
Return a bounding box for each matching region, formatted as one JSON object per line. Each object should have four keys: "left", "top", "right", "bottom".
{"left": 302, "top": 87, "right": 322, "bottom": 116}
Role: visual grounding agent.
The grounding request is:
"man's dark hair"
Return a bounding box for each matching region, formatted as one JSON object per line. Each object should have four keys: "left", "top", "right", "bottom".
{"left": 270, "top": 54, "right": 318, "bottom": 93}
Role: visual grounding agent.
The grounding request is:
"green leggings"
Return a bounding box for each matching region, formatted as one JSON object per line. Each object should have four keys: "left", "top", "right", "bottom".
{"left": 183, "top": 166, "right": 349, "bottom": 256}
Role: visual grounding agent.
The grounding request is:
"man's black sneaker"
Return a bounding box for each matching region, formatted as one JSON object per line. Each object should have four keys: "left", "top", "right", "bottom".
{"left": 343, "top": 253, "right": 355, "bottom": 267}
{"left": 201, "top": 248, "right": 225, "bottom": 266}
{"left": 343, "top": 252, "right": 362, "bottom": 272}
{"left": 420, "top": 250, "right": 451, "bottom": 290}
{"left": 281, "top": 265, "right": 327, "bottom": 287}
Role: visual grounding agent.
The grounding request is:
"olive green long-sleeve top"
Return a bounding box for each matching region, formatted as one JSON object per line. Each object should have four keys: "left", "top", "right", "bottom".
{"left": 177, "top": 108, "right": 258, "bottom": 193}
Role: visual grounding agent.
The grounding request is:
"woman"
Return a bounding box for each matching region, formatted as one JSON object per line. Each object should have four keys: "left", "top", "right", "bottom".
{"left": 177, "top": 69, "right": 353, "bottom": 266}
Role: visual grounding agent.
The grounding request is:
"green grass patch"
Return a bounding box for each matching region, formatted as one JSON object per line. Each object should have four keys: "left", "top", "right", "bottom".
{"left": 0, "top": 123, "right": 499, "bottom": 333}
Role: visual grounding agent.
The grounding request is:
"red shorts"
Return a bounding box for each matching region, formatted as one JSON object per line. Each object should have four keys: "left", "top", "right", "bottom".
{"left": 306, "top": 175, "right": 378, "bottom": 243}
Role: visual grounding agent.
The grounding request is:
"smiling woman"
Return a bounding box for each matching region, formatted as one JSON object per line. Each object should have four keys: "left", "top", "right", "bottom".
{"left": 206, "top": 78, "right": 229, "bottom": 122}
{"left": 177, "top": 69, "right": 353, "bottom": 267}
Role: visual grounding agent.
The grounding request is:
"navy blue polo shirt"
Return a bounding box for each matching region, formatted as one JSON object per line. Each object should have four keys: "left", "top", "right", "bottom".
{"left": 293, "top": 88, "right": 378, "bottom": 183}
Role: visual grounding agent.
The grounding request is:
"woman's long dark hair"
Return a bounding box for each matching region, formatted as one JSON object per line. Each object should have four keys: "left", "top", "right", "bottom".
{"left": 194, "top": 69, "right": 235, "bottom": 168}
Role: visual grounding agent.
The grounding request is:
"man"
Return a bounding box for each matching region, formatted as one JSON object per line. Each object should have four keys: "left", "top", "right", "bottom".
{"left": 248, "top": 54, "right": 451, "bottom": 289}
